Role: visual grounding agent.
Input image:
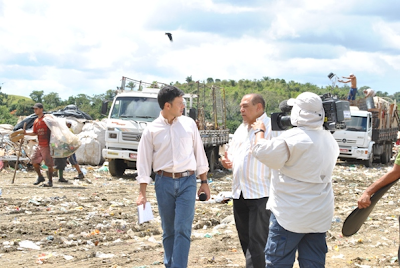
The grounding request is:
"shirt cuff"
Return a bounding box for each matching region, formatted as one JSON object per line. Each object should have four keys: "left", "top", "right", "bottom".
{"left": 136, "top": 176, "right": 152, "bottom": 184}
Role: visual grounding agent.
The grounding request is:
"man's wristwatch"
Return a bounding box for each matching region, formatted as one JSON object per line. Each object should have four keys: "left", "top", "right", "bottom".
{"left": 254, "top": 129, "right": 265, "bottom": 135}
{"left": 200, "top": 180, "right": 208, "bottom": 184}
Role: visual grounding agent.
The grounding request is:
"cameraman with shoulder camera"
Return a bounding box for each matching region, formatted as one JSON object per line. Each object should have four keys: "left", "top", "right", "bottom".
{"left": 251, "top": 92, "right": 339, "bottom": 267}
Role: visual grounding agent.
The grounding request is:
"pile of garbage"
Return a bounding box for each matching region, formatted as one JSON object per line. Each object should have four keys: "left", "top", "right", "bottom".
{"left": 1, "top": 105, "right": 107, "bottom": 171}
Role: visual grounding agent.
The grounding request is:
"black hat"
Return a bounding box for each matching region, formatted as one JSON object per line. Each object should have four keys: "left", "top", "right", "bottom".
{"left": 32, "top": 103, "right": 44, "bottom": 109}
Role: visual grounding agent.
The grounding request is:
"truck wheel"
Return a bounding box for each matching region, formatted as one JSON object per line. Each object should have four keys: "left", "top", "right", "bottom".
{"left": 109, "top": 159, "right": 125, "bottom": 177}
{"left": 206, "top": 147, "right": 219, "bottom": 172}
{"left": 381, "top": 144, "right": 389, "bottom": 164}
{"left": 388, "top": 143, "right": 393, "bottom": 161}
{"left": 364, "top": 153, "right": 373, "bottom": 167}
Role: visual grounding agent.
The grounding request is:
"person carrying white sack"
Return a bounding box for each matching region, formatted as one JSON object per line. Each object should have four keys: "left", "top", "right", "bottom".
{"left": 250, "top": 92, "right": 339, "bottom": 267}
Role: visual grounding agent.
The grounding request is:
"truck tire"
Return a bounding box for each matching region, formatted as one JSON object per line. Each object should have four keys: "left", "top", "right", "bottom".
{"left": 388, "top": 143, "right": 393, "bottom": 161}
{"left": 364, "top": 153, "right": 373, "bottom": 167}
{"left": 109, "top": 159, "right": 126, "bottom": 177}
{"left": 381, "top": 143, "right": 389, "bottom": 164}
{"left": 206, "top": 147, "right": 219, "bottom": 172}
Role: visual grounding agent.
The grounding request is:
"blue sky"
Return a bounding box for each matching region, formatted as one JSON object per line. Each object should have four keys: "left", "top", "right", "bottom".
{"left": 1, "top": 0, "right": 400, "bottom": 100}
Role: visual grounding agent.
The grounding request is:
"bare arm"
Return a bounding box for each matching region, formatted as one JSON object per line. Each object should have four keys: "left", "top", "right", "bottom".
{"left": 358, "top": 164, "right": 400, "bottom": 208}
{"left": 136, "top": 183, "right": 148, "bottom": 208}
{"left": 251, "top": 121, "right": 267, "bottom": 143}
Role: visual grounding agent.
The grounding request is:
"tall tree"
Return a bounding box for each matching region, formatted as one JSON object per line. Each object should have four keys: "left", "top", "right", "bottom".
{"left": 127, "top": 81, "right": 136, "bottom": 90}
{"left": 29, "top": 90, "right": 44, "bottom": 103}
{"left": 42, "top": 92, "right": 62, "bottom": 111}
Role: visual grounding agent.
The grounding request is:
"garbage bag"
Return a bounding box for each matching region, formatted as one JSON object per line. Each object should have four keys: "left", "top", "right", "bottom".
{"left": 43, "top": 116, "right": 81, "bottom": 158}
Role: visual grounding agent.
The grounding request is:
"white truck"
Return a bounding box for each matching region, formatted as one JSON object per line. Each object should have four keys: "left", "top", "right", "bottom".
{"left": 101, "top": 77, "right": 229, "bottom": 177}
{"left": 333, "top": 97, "right": 399, "bottom": 167}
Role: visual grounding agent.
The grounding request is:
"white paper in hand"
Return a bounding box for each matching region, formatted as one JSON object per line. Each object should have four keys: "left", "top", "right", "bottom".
{"left": 137, "top": 202, "right": 154, "bottom": 224}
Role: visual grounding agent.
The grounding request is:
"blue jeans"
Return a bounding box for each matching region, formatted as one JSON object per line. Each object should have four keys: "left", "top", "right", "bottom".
{"left": 155, "top": 173, "right": 197, "bottom": 268}
{"left": 348, "top": 87, "right": 357, "bottom": 100}
{"left": 265, "top": 213, "right": 327, "bottom": 268}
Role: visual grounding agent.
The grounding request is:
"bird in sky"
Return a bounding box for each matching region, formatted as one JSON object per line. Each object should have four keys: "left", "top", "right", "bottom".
{"left": 165, "top": 32, "right": 173, "bottom": 42}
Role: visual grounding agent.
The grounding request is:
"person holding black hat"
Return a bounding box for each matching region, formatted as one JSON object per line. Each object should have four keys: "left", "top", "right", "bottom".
{"left": 24, "top": 103, "right": 54, "bottom": 187}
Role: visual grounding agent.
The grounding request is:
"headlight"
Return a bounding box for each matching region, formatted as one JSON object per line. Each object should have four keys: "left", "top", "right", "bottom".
{"left": 109, "top": 133, "right": 117, "bottom": 139}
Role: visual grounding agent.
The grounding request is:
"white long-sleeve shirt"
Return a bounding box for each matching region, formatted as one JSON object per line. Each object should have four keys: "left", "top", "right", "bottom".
{"left": 252, "top": 126, "right": 339, "bottom": 233}
{"left": 136, "top": 113, "right": 209, "bottom": 184}
{"left": 229, "top": 113, "right": 272, "bottom": 199}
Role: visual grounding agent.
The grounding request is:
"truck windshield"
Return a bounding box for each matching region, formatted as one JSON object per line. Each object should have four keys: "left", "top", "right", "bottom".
{"left": 345, "top": 116, "right": 368, "bottom": 132}
{"left": 110, "top": 97, "right": 161, "bottom": 122}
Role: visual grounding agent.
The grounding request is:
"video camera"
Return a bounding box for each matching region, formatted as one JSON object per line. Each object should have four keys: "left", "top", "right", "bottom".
{"left": 271, "top": 93, "right": 351, "bottom": 131}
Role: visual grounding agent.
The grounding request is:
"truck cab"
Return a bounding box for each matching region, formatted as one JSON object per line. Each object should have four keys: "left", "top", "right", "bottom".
{"left": 102, "top": 88, "right": 161, "bottom": 176}
{"left": 333, "top": 107, "right": 374, "bottom": 166}
{"left": 333, "top": 97, "right": 399, "bottom": 167}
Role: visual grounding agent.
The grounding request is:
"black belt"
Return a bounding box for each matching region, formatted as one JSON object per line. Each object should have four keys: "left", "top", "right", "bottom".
{"left": 157, "top": 170, "right": 195, "bottom": 179}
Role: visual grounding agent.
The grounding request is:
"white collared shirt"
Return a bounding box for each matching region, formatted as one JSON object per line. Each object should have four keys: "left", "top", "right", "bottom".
{"left": 136, "top": 113, "right": 209, "bottom": 184}
{"left": 228, "top": 113, "right": 273, "bottom": 199}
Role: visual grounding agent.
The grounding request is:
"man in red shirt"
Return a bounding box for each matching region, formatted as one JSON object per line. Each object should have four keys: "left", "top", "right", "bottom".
{"left": 24, "top": 103, "right": 54, "bottom": 187}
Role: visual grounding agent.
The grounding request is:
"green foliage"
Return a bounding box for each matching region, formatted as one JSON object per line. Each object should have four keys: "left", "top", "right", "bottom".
{"left": 0, "top": 105, "right": 17, "bottom": 125}
{"left": 1, "top": 76, "right": 399, "bottom": 133}
{"left": 29, "top": 90, "right": 44, "bottom": 103}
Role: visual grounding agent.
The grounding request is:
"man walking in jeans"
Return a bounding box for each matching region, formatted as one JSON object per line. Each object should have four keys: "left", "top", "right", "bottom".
{"left": 136, "top": 85, "right": 210, "bottom": 268}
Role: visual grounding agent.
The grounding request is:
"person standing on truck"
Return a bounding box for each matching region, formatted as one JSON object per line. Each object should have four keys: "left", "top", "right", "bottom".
{"left": 24, "top": 103, "right": 54, "bottom": 187}
{"left": 221, "top": 93, "right": 273, "bottom": 268}
{"left": 363, "top": 88, "right": 376, "bottom": 98}
{"left": 136, "top": 85, "right": 210, "bottom": 268}
{"left": 339, "top": 73, "right": 357, "bottom": 101}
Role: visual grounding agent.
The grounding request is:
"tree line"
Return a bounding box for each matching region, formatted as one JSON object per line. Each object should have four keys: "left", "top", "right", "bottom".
{"left": 1, "top": 77, "right": 399, "bottom": 133}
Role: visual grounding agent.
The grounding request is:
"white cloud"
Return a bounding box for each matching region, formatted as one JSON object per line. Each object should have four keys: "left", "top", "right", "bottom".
{"left": 0, "top": 0, "right": 400, "bottom": 100}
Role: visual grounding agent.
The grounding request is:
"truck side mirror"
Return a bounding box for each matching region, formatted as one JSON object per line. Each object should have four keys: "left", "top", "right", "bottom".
{"left": 189, "top": 108, "right": 197, "bottom": 120}
{"left": 101, "top": 101, "right": 109, "bottom": 115}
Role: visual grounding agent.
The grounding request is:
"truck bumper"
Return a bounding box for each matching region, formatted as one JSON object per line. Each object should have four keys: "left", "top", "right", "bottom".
{"left": 338, "top": 147, "right": 370, "bottom": 160}
{"left": 102, "top": 149, "right": 138, "bottom": 161}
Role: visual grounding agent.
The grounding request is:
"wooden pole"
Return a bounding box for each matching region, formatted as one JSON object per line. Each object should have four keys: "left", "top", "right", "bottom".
{"left": 11, "top": 122, "right": 26, "bottom": 184}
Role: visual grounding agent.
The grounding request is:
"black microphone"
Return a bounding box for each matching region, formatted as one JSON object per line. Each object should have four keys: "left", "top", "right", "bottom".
{"left": 279, "top": 100, "right": 293, "bottom": 113}
{"left": 199, "top": 192, "right": 207, "bottom": 201}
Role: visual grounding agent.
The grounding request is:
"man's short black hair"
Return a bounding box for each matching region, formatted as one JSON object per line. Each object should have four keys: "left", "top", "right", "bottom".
{"left": 158, "top": 85, "right": 185, "bottom": 109}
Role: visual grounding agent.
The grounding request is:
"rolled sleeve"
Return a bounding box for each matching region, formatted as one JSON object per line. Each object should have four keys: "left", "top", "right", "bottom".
{"left": 136, "top": 129, "right": 153, "bottom": 184}
{"left": 193, "top": 128, "right": 209, "bottom": 177}
{"left": 252, "top": 138, "right": 288, "bottom": 170}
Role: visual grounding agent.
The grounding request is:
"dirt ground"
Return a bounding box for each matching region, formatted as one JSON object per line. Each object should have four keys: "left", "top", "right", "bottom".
{"left": 1, "top": 159, "right": 400, "bottom": 268}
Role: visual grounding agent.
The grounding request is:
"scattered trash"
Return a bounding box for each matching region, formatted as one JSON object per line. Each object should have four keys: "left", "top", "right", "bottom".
{"left": 19, "top": 240, "right": 40, "bottom": 250}
{"left": 95, "top": 252, "right": 115, "bottom": 258}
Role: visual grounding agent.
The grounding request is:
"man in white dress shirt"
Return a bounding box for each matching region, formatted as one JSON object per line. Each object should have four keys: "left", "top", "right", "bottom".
{"left": 136, "top": 85, "right": 210, "bottom": 268}
{"left": 251, "top": 92, "right": 339, "bottom": 267}
{"left": 221, "top": 93, "right": 273, "bottom": 268}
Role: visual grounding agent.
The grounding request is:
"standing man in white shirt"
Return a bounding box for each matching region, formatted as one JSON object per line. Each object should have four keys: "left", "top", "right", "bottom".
{"left": 251, "top": 92, "right": 339, "bottom": 267}
{"left": 221, "top": 93, "right": 273, "bottom": 268}
{"left": 136, "top": 85, "right": 210, "bottom": 268}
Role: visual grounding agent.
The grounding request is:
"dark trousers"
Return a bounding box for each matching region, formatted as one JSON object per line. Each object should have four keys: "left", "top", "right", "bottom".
{"left": 233, "top": 192, "right": 271, "bottom": 268}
